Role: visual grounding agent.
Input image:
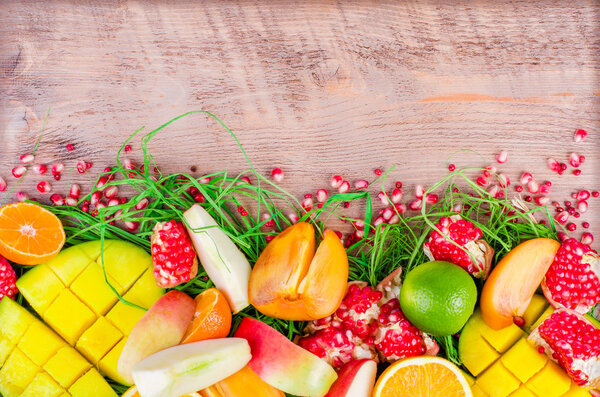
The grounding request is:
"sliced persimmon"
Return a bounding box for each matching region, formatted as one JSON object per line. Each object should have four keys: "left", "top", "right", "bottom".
{"left": 480, "top": 238, "right": 560, "bottom": 330}
{"left": 0, "top": 202, "right": 65, "bottom": 265}
{"left": 249, "top": 222, "right": 348, "bottom": 321}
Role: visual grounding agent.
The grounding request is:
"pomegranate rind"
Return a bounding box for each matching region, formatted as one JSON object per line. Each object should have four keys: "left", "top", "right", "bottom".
{"left": 481, "top": 238, "right": 560, "bottom": 330}
{"left": 528, "top": 308, "right": 600, "bottom": 388}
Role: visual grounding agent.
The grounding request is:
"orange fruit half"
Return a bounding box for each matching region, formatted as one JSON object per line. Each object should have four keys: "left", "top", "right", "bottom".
{"left": 181, "top": 288, "right": 232, "bottom": 344}
{"left": 0, "top": 202, "right": 65, "bottom": 265}
{"left": 373, "top": 356, "right": 473, "bottom": 397}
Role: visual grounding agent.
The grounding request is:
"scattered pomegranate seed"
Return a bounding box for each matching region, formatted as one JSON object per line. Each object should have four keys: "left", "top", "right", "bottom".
{"left": 50, "top": 194, "right": 64, "bottom": 206}
{"left": 302, "top": 197, "right": 313, "bottom": 209}
{"left": 0, "top": 177, "right": 6, "bottom": 192}
{"left": 239, "top": 176, "right": 251, "bottom": 184}
{"left": 581, "top": 232, "right": 594, "bottom": 245}
{"left": 66, "top": 143, "right": 75, "bottom": 151}
{"left": 577, "top": 190, "right": 590, "bottom": 201}
{"left": 76, "top": 161, "right": 87, "bottom": 174}
{"left": 354, "top": 180, "right": 369, "bottom": 190}
{"left": 565, "top": 200, "right": 573, "bottom": 207}
{"left": 395, "top": 181, "right": 403, "bottom": 189}
{"left": 342, "top": 201, "right": 350, "bottom": 208}
{"left": 547, "top": 158, "right": 560, "bottom": 172}
{"left": 560, "top": 163, "right": 567, "bottom": 171}
{"left": 68, "top": 184, "right": 81, "bottom": 199}
{"left": 513, "top": 316, "right": 525, "bottom": 327}
{"left": 80, "top": 205, "right": 89, "bottom": 213}
{"left": 316, "top": 189, "right": 328, "bottom": 203}
{"left": 193, "top": 193, "right": 205, "bottom": 203}
{"left": 573, "top": 170, "right": 582, "bottom": 176}
{"left": 497, "top": 173, "right": 510, "bottom": 188}
{"left": 539, "top": 185, "right": 551, "bottom": 195}
{"left": 452, "top": 203, "right": 462, "bottom": 213}
{"left": 527, "top": 180, "right": 540, "bottom": 194}
{"left": 391, "top": 188, "right": 402, "bottom": 203}
{"left": 582, "top": 222, "right": 590, "bottom": 229}
{"left": 535, "top": 196, "right": 549, "bottom": 206}
{"left": 90, "top": 191, "right": 102, "bottom": 206}
{"left": 373, "top": 216, "right": 385, "bottom": 227}
{"left": 415, "top": 185, "right": 425, "bottom": 198}
{"left": 555, "top": 211, "right": 569, "bottom": 225}
{"left": 377, "top": 191, "right": 388, "bottom": 205}
{"left": 36, "top": 181, "right": 52, "bottom": 193}
{"left": 567, "top": 223, "right": 577, "bottom": 232}
{"left": 51, "top": 162, "right": 64, "bottom": 175}
{"left": 579, "top": 155, "right": 586, "bottom": 164}
{"left": 426, "top": 194, "right": 439, "bottom": 204}
{"left": 520, "top": 172, "right": 533, "bottom": 185}
{"left": 15, "top": 191, "right": 28, "bottom": 202}
{"left": 338, "top": 181, "right": 350, "bottom": 194}
{"left": 569, "top": 152, "right": 581, "bottom": 167}
{"left": 408, "top": 199, "right": 422, "bottom": 211}
{"left": 577, "top": 201, "right": 588, "bottom": 213}
{"left": 388, "top": 214, "right": 400, "bottom": 224}
{"left": 104, "top": 186, "right": 119, "bottom": 199}
{"left": 19, "top": 154, "right": 34, "bottom": 164}
{"left": 124, "top": 144, "right": 132, "bottom": 153}
{"left": 524, "top": 196, "right": 532, "bottom": 202}
{"left": 557, "top": 232, "right": 568, "bottom": 242}
{"left": 271, "top": 167, "right": 284, "bottom": 182}
{"left": 353, "top": 219, "right": 365, "bottom": 230}
{"left": 107, "top": 198, "right": 120, "bottom": 207}
{"left": 288, "top": 212, "right": 299, "bottom": 224}
{"left": 574, "top": 212, "right": 581, "bottom": 218}
{"left": 496, "top": 150, "right": 508, "bottom": 163}
{"left": 65, "top": 197, "right": 77, "bottom": 206}
{"left": 96, "top": 176, "right": 108, "bottom": 190}
{"left": 476, "top": 176, "right": 487, "bottom": 187}
{"left": 86, "top": 162, "right": 93, "bottom": 170}
{"left": 331, "top": 175, "right": 343, "bottom": 189}
{"left": 31, "top": 164, "right": 47, "bottom": 175}
{"left": 12, "top": 166, "right": 26, "bottom": 178}
{"left": 124, "top": 221, "right": 139, "bottom": 232}
{"left": 382, "top": 208, "right": 394, "bottom": 221}
{"left": 567, "top": 208, "right": 576, "bottom": 215}
{"left": 132, "top": 198, "right": 149, "bottom": 211}
{"left": 374, "top": 168, "right": 382, "bottom": 176}
{"left": 448, "top": 164, "right": 455, "bottom": 172}
{"left": 515, "top": 185, "right": 523, "bottom": 193}
{"left": 573, "top": 129, "right": 587, "bottom": 142}
{"left": 198, "top": 176, "right": 211, "bottom": 184}
{"left": 483, "top": 165, "right": 497, "bottom": 178}
{"left": 237, "top": 205, "right": 245, "bottom": 213}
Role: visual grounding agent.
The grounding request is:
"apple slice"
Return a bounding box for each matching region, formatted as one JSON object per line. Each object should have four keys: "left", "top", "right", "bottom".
{"left": 118, "top": 290, "right": 196, "bottom": 384}
{"left": 325, "top": 359, "right": 377, "bottom": 397}
{"left": 183, "top": 204, "right": 252, "bottom": 313}
{"left": 480, "top": 238, "right": 560, "bottom": 330}
{"left": 234, "top": 317, "right": 337, "bottom": 397}
{"left": 132, "top": 338, "right": 251, "bottom": 397}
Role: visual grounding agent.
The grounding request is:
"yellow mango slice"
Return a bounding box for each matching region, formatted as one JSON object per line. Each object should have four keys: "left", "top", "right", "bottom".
{"left": 18, "top": 321, "right": 67, "bottom": 366}
{"left": 525, "top": 361, "right": 571, "bottom": 397}
{"left": 0, "top": 337, "right": 14, "bottom": 367}
{"left": 21, "top": 372, "right": 64, "bottom": 397}
{"left": 562, "top": 383, "right": 595, "bottom": 397}
{"left": 500, "top": 338, "right": 547, "bottom": 383}
{"left": 479, "top": 322, "right": 524, "bottom": 353}
{"left": 45, "top": 243, "right": 99, "bottom": 285}
{"left": 45, "top": 289, "right": 96, "bottom": 345}
{"left": 68, "top": 369, "right": 117, "bottom": 397}
{"left": 0, "top": 348, "right": 39, "bottom": 393}
{"left": 76, "top": 317, "right": 123, "bottom": 365}
{"left": 508, "top": 387, "right": 535, "bottom": 397}
{"left": 476, "top": 361, "right": 520, "bottom": 397}
{"left": 71, "top": 262, "right": 123, "bottom": 315}
{"left": 520, "top": 294, "right": 548, "bottom": 329}
{"left": 16, "top": 265, "right": 64, "bottom": 311}
{"left": 527, "top": 305, "right": 554, "bottom": 333}
{"left": 123, "top": 268, "right": 164, "bottom": 308}
{"left": 99, "top": 339, "right": 129, "bottom": 386}
{"left": 97, "top": 240, "right": 150, "bottom": 291}
{"left": 44, "top": 347, "right": 92, "bottom": 389}
{"left": 0, "top": 298, "right": 35, "bottom": 343}
{"left": 105, "top": 302, "right": 146, "bottom": 335}
{"left": 471, "top": 384, "right": 490, "bottom": 397}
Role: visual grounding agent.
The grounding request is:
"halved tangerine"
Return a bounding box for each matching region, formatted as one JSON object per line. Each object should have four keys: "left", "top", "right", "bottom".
{"left": 0, "top": 202, "right": 65, "bottom": 265}
{"left": 181, "top": 288, "right": 232, "bottom": 344}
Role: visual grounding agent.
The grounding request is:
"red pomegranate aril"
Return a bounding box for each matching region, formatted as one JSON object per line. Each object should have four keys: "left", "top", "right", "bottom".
{"left": 582, "top": 222, "right": 590, "bottom": 229}
{"left": 124, "top": 144, "right": 132, "bottom": 153}
{"left": 557, "top": 232, "right": 568, "bottom": 242}
{"left": 579, "top": 155, "right": 586, "bottom": 164}
{"left": 331, "top": 175, "right": 343, "bottom": 189}
{"left": 374, "top": 168, "right": 382, "bottom": 176}
{"left": 338, "top": 181, "right": 350, "bottom": 194}
{"left": 12, "top": 166, "right": 26, "bottom": 178}
{"left": 395, "top": 181, "right": 403, "bottom": 189}
{"left": 426, "top": 194, "right": 439, "bottom": 204}
{"left": 302, "top": 197, "right": 313, "bottom": 210}
{"left": 353, "top": 219, "right": 365, "bottom": 230}
{"left": 535, "top": 196, "right": 549, "bottom": 206}
{"left": 448, "top": 164, "right": 455, "bottom": 172}
{"left": 524, "top": 196, "right": 532, "bottom": 202}
{"left": 573, "top": 212, "right": 581, "bottom": 218}
{"left": 593, "top": 191, "right": 600, "bottom": 198}
{"left": 567, "top": 208, "right": 576, "bottom": 215}
{"left": 95, "top": 201, "right": 106, "bottom": 210}
{"left": 65, "top": 197, "right": 77, "bottom": 206}
{"left": 581, "top": 232, "right": 594, "bottom": 245}
{"left": 567, "top": 223, "right": 577, "bottom": 232}
{"left": 66, "top": 143, "right": 75, "bottom": 151}
{"left": 555, "top": 211, "right": 569, "bottom": 225}
{"left": 577, "top": 190, "right": 591, "bottom": 201}
{"left": 19, "top": 154, "right": 34, "bottom": 164}
{"left": 76, "top": 161, "right": 87, "bottom": 173}
{"left": 67, "top": 184, "right": 80, "bottom": 199}
{"left": 316, "top": 189, "right": 328, "bottom": 203}
{"left": 104, "top": 186, "right": 118, "bottom": 199}
{"left": 395, "top": 203, "right": 407, "bottom": 214}
{"left": 496, "top": 150, "right": 508, "bottom": 163}
{"left": 80, "top": 205, "right": 89, "bottom": 213}
{"left": 520, "top": 172, "right": 533, "bottom": 185}
{"left": 271, "top": 167, "right": 284, "bottom": 182}
{"left": 573, "top": 170, "right": 582, "bottom": 176}
{"left": 391, "top": 188, "right": 402, "bottom": 203}
{"left": 547, "top": 158, "right": 560, "bottom": 172}
{"left": 476, "top": 176, "right": 487, "bottom": 187}
{"left": 515, "top": 185, "right": 523, "bottom": 193}
{"left": 96, "top": 176, "right": 108, "bottom": 190}
{"left": 89, "top": 191, "right": 101, "bottom": 206}
{"left": 569, "top": 152, "right": 581, "bottom": 167}
{"left": 373, "top": 216, "right": 385, "bottom": 227}
{"left": 36, "top": 181, "right": 52, "bottom": 193}
{"left": 50, "top": 194, "right": 64, "bottom": 206}
{"left": 51, "top": 163, "right": 64, "bottom": 175}
{"left": 573, "top": 129, "right": 588, "bottom": 142}
{"left": 382, "top": 208, "right": 394, "bottom": 221}
{"left": 32, "top": 164, "right": 47, "bottom": 175}
{"left": 239, "top": 176, "right": 251, "bottom": 184}
{"left": 265, "top": 234, "right": 275, "bottom": 242}
{"left": 487, "top": 185, "right": 499, "bottom": 198}
{"left": 539, "top": 184, "right": 551, "bottom": 195}
{"left": 483, "top": 166, "right": 497, "bottom": 178}
{"left": 408, "top": 199, "right": 422, "bottom": 211}
{"left": 565, "top": 201, "right": 572, "bottom": 207}
{"left": 124, "top": 221, "right": 139, "bottom": 232}
{"left": 108, "top": 198, "right": 120, "bottom": 207}
{"left": 452, "top": 203, "right": 462, "bottom": 213}
{"left": 0, "top": 177, "right": 6, "bottom": 192}
{"left": 415, "top": 185, "right": 425, "bottom": 199}
{"left": 354, "top": 180, "right": 369, "bottom": 190}
{"left": 288, "top": 212, "right": 299, "bottom": 224}
{"left": 527, "top": 180, "right": 540, "bottom": 194}
{"left": 560, "top": 163, "right": 568, "bottom": 171}
{"left": 343, "top": 201, "right": 350, "bottom": 208}
{"left": 377, "top": 192, "right": 389, "bottom": 205}
{"left": 497, "top": 173, "right": 510, "bottom": 188}
{"left": 577, "top": 201, "right": 588, "bottom": 213}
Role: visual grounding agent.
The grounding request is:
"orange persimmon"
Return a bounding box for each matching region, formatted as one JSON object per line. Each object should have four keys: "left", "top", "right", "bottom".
{"left": 248, "top": 222, "right": 348, "bottom": 321}
{"left": 199, "top": 365, "right": 284, "bottom": 397}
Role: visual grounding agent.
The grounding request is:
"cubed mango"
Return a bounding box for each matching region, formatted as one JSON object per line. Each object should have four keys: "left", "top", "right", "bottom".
{"left": 525, "top": 361, "right": 571, "bottom": 397}
{"left": 68, "top": 369, "right": 118, "bottom": 397}
{"left": 0, "top": 337, "right": 14, "bottom": 367}
{"left": 471, "top": 384, "right": 490, "bottom": 397}
{"left": 479, "top": 322, "right": 524, "bottom": 353}
{"left": 0, "top": 348, "right": 39, "bottom": 392}
{"left": 71, "top": 262, "right": 122, "bottom": 315}
{"left": 16, "top": 265, "right": 64, "bottom": 311}
{"left": 508, "top": 387, "right": 535, "bottom": 397}
{"left": 21, "top": 372, "right": 64, "bottom": 397}
{"left": 123, "top": 268, "right": 164, "bottom": 308}
{"left": 99, "top": 339, "right": 130, "bottom": 386}
{"left": 45, "top": 290, "right": 96, "bottom": 345}
{"left": 18, "top": 321, "right": 67, "bottom": 366}
{"left": 45, "top": 244, "right": 97, "bottom": 286}
{"left": 0, "top": 293, "right": 35, "bottom": 343}
{"left": 44, "top": 347, "right": 92, "bottom": 388}
{"left": 105, "top": 301, "right": 145, "bottom": 335}
{"left": 97, "top": 240, "right": 149, "bottom": 291}
{"left": 476, "top": 361, "right": 520, "bottom": 397}
{"left": 520, "top": 295, "right": 548, "bottom": 329}
{"left": 500, "top": 338, "right": 547, "bottom": 383}
{"left": 76, "top": 317, "right": 122, "bottom": 364}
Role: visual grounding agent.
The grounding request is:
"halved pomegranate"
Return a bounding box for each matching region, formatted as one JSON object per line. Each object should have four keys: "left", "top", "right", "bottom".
{"left": 249, "top": 222, "right": 348, "bottom": 321}
{"left": 480, "top": 238, "right": 560, "bottom": 330}
{"left": 528, "top": 308, "right": 600, "bottom": 388}
{"left": 541, "top": 238, "right": 600, "bottom": 314}
{"left": 423, "top": 215, "right": 494, "bottom": 278}
{"left": 151, "top": 220, "right": 198, "bottom": 288}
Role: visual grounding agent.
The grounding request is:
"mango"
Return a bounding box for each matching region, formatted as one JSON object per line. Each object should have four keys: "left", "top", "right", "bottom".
{"left": 508, "top": 387, "right": 536, "bottom": 397}
{"left": 16, "top": 240, "right": 164, "bottom": 385}
{"left": 475, "top": 361, "right": 520, "bottom": 397}
{"left": 525, "top": 361, "right": 572, "bottom": 397}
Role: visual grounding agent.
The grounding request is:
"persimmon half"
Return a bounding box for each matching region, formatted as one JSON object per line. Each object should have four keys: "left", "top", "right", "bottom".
{"left": 249, "top": 222, "right": 348, "bottom": 321}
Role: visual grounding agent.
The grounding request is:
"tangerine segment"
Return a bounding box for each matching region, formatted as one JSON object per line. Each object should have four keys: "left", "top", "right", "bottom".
{"left": 374, "top": 356, "right": 472, "bottom": 397}
{"left": 0, "top": 202, "right": 65, "bottom": 265}
{"left": 181, "top": 288, "right": 232, "bottom": 344}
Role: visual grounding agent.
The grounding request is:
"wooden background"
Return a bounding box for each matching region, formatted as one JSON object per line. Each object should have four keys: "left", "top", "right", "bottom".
{"left": 0, "top": 0, "right": 599, "bottom": 248}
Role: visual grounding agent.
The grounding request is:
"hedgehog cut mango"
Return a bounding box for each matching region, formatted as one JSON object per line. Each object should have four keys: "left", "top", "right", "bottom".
{"left": 0, "top": 297, "right": 117, "bottom": 397}
{"left": 16, "top": 240, "right": 164, "bottom": 386}
{"left": 459, "top": 295, "right": 592, "bottom": 397}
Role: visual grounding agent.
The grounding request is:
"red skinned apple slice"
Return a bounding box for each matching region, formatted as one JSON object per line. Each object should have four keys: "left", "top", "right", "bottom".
{"left": 481, "top": 238, "right": 560, "bottom": 330}
{"left": 234, "top": 317, "right": 337, "bottom": 397}
{"left": 118, "top": 290, "right": 196, "bottom": 384}
{"left": 325, "top": 359, "right": 377, "bottom": 397}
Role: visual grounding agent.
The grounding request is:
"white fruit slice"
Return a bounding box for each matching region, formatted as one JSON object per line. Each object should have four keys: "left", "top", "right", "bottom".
{"left": 183, "top": 204, "right": 252, "bottom": 312}
{"left": 132, "top": 338, "right": 251, "bottom": 397}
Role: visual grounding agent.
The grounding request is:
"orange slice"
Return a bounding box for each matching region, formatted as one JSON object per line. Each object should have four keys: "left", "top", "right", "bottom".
{"left": 122, "top": 385, "right": 201, "bottom": 397}
{"left": 181, "top": 288, "right": 232, "bottom": 344}
{"left": 0, "top": 202, "right": 65, "bottom": 265}
{"left": 373, "top": 356, "right": 473, "bottom": 397}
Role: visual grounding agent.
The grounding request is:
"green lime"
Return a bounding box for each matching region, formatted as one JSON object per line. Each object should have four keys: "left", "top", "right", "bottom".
{"left": 399, "top": 260, "right": 477, "bottom": 336}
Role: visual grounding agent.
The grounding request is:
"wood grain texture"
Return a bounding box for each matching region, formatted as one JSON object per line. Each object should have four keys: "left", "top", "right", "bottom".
{"left": 0, "top": 0, "right": 599, "bottom": 247}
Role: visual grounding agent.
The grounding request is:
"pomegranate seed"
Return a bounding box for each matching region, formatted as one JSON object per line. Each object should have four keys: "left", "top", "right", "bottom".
{"left": 515, "top": 185, "right": 523, "bottom": 193}
{"left": 565, "top": 201, "right": 572, "bottom": 207}
{"left": 0, "top": 177, "right": 6, "bottom": 192}
{"left": 124, "top": 144, "right": 132, "bottom": 153}
{"left": 577, "top": 190, "right": 590, "bottom": 201}
{"left": 394, "top": 203, "right": 407, "bottom": 214}
{"left": 198, "top": 176, "right": 211, "bottom": 184}
{"left": 496, "top": 150, "right": 508, "bottom": 163}
{"left": 535, "top": 196, "right": 549, "bottom": 206}
{"left": 520, "top": 172, "right": 533, "bottom": 185}
{"left": 76, "top": 161, "right": 87, "bottom": 174}
{"left": 66, "top": 143, "right": 75, "bottom": 151}
{"left": 342, "top": 201, "right": 350, "bottom": 208}
{"left": 36, "top": 181, "right": 52, "bottom": 193}
{"left": 573, "top": 169, "right": 581, "bottom": 176}
{"left": 374, "top": 168, "right": 382, "bottom": 176}
{"left": 483, "top": 165, "right": 497, "bottom": 177}
{"left": 592, "top": 191, "right": 599, "bottom": 198}
{"left": 408, "top": 199, "right": 422, "bottom": 211}
{"left": 452, "top": 203, "right": 462, "bottom": 213}
{"left": 50, "top": 194, "right": 64, "bottom": 206}
{"left": 574, "top": 212, "right": 581, "bottom": 218}
{"left": 16, "top": 191, "right": 28, "bottom": 202}
{"left": 567, "top": 223, "right": 577, "bottom": 232}
{"left": 497, "top": 173, "right": 510, "bottom": 188}
{"left": 527, "top": 180, "right": 540, "bottom": 194}
{"left": 80, "top": 205, "right": 89, "bottom": 213}
{"left": 193, "top": 193, "right": 205, "bottom": 203}
{"left": 104, "top": 186, "right": 119, "bottom": 199}
{"left": 302, "top": 197, "right": 314, "bottom": 209}
{"left": 539, "top": 185, "right": 551, "bottom": 195}
{"left": 90, "top": 191, "right": 102, "bottom": 206}
{"left": 476, "top": 176, "right": 487, "bottom": 187}
{"left": 108, "top": 198, "right": 120, "bottom": 207}
{"left": 86, "top": 162, "right": 93, "bottom": 170}
{"left": 513, "top": 316, "right": 525, "bottom": 327}
{"left": 239, "top": 176, "right": 251, "bottom": 184}
{"left": 415, "top": 185, "right": 425, "bottom": 199}
{"left": 388, "top": 214, "right": 400, "bottom": 224}
{"left": 288, "top": 212, "right": 299, "bottom": 224}
{"left": 560, "top": 163, "right": 567, "bottom": 171}
{"left": 19, "top": 154, "right": 34, "bottom": 164}
{"left": 568, "top": 208, "right": 576, "bottom": 215}
{"left": 65, "top": 197, "right": 77, "bottom": 206}
{"left": 557, "top": 232, "right": 568, "bottom": 242}
{"left": 395, "top": 181, "right": 403, "bottom": 189}
{"left": 32, "top": 164, "right": 47, "bottom": 175}
{"left": 524, "top": 195, "right": 532, "bottom": 202}
{"left": 354, "top": 179, "right": 369, "bottom": 190}
{"left": 120, "top": 197, "right": 128, "bottom": 205}
{"left": 237, "top": 205, "right": 245, "bottom": 213}
{"left": 338, "top": 181, "right": 350, "bottom": 194}
{"left": 316, "top": 189, "right": 328, "bottom": 203}
{"left": 544, "top": 181, "right": 552, "bottom": 187}
{"left": 391, "top": 188, "right": 402, "bottom": 203}
{"left": 124, "top": 221, "right": 139, "bottom": 232}
{"left": 69, "top": 184, "right": 81, "bottom": 198}
{"left": 382, "top": 207, "right": 394, "bottom": 221}
{"left": 353, "top": 219, "right": 365, "bottom": 230}
{"left": 581, "top": 232, "right": 594, "bottom": 245}
{"left": 377, "top": 192, "right": 389, "bottom": 205}
{"left": 547, "top": 158, "right": 560, "bottom": 172}
{"left": 448, "top": 164, "right": 455, "bottom": 171}
{"left": 573, "top": 129, "right": 587, "bottom": 142}
{"left": 426, "top": 194, "right": 439, "bottom": 204}
{"left": 555, "top": 211, "right": 569, "bottom": 225}
{"left": 51, "top": 162, "right": 64, "bottom": 175}
{"left": 96, "top": 176, "right": 108, "bottom": 190}
{"left": 579, "top": 155, "right": 586, "bottom": 164}
{"left": 265, "top": 234, "right": 275, "bottom": 242}
{"left": 577, "top": 201, "right": 588, "bottom": 213}
{"left": 569, "top": 152, "right": 581, "bottom": 167}
{"left": 271, "top": 167, "right": 284, "bottom": 182}
{"left": 12, "top": 166, "right": 26, "bottom": 178}
{"left": 331, "top": 175, "right": 343, "bottom": 189}
{"left": 373, "top": 216, "right": 385, "bottom": 227}
{"left": 582, "top": 222, "right": 590, "bottom": 228}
